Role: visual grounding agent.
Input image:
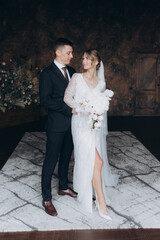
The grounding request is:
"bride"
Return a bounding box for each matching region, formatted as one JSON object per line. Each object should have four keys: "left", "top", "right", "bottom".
{"left": 64, "top": 49, "right": 119, "bottom": 220}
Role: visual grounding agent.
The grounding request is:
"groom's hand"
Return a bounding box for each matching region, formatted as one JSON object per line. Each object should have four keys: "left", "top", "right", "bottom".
{"left": 72, "top": 109, "right": 78, "bottom": 115}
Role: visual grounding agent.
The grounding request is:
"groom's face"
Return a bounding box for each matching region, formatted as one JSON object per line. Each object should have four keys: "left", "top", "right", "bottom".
{"left": 56, "top": 45, "right": 73, "bottom": 65}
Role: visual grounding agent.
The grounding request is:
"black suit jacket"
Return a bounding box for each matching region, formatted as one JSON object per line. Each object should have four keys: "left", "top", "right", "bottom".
{"left": 39, "top": 62, "right": 76, "bottom": 132}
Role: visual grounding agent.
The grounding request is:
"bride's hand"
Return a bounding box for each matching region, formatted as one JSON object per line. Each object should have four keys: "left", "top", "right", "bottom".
{"left": 72, "top": 109, "right": 78, "bottom": 115}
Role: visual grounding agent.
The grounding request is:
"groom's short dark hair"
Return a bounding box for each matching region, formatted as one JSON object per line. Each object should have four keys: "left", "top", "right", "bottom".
{"left": 54, "top": 38, "right": 73, "bottom": 52}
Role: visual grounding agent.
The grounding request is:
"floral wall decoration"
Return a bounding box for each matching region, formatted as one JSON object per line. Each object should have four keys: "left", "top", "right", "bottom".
{"left": 0, "top": 59, "right": 40, "bottom": 112}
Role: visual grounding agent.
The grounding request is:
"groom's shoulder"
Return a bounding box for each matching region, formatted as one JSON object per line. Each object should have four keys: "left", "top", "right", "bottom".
{"left": 43, "top": 63, "right": 53, "bottom": 72}
{"left": 40, "top": 63, "right": 54, "bottom": 76}
{"left": 67, "top": 65, "right": 76, "bottom": 75}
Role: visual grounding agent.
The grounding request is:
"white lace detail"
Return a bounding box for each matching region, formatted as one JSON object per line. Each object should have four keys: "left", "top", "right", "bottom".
{"left": 64, "top": 73, "right": 82, "bottom": 112}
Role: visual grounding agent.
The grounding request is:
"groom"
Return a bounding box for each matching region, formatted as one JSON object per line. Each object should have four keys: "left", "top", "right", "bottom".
{"left": 39, "top": 38, "right": 77, "bottom": 216}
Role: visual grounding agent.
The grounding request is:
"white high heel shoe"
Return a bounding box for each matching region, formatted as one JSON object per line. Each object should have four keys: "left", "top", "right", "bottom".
{"left": 95, "top": 201, "right": 112, "bottom": 221}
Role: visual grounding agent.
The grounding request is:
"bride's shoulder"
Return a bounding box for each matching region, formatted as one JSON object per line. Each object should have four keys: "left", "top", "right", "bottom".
{"left": 73, "top": 73, "right": 82, "bottom": 77}
{"left": 71, "top": 73, "right": 83, "bottom": 80}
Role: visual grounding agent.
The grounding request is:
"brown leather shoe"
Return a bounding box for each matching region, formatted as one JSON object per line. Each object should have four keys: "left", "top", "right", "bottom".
{"left": 42, "top": 200, "right": 58, "bottom": 216}
{"left": 58, "top": 188, "right": 77, "bottom": 198}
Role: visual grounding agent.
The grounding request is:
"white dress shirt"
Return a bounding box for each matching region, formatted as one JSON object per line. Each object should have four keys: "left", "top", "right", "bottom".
{"left": 54, "top": 60, "right": 71, "bottom": 81}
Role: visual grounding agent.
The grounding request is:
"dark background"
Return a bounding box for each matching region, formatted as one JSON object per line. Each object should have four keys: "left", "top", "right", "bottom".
{"left": 1, "top": 0, "right": 160, "bottom": 121}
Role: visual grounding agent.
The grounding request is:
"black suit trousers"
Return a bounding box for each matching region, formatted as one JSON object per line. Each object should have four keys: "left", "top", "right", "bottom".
{"left": 41, "top": 127, "right": 73, "bottom": 201}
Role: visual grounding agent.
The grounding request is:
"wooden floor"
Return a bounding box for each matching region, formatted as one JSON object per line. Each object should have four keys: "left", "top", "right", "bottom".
{"left": 0, "top": 229, "right": 160, "bottom": 240}
{"left": 0, "top": 116, "right": 160, "bottom": 240}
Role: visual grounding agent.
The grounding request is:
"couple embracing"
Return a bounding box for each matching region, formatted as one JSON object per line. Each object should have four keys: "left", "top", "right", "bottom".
{"left": 39, "top": 38, "right": 119, "bottom": 220}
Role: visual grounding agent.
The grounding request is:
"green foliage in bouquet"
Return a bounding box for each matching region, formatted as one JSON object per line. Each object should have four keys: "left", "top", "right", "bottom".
{"left": 0, "top": 59, "right": 40, "bottom": 112}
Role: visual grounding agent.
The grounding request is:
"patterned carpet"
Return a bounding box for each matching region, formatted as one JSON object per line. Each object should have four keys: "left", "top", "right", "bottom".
{"left": 0, "top": 131, "right": 160, "bottom": 232}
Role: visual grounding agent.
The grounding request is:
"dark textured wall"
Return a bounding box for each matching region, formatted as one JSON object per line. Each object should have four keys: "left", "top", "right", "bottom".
{"left": 1, "top": 0, "right": 160, "bottom": 116}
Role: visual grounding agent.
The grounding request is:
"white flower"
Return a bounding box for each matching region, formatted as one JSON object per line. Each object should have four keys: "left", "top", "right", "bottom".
{"left": 88, "top": 120, "right": 92, "bottom": 127}
{"left": 103, "top": 89, "right": 114, "bottom": 97}
{"left": 95, "top": 122, "right": 101, "bottom": 128}
{"left": 93, "top": 114, "right": 98, "bottom": 120}
{"left": 82, "top": 88, "right": 114, "bottom": 131}
{"left": 98, "top": 115, "right": 104, "bottom": 121}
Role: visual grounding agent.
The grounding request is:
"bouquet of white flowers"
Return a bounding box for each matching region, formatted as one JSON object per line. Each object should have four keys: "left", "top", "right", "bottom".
{"left": 82, "top": 89, "right": 114, "bottom": 130}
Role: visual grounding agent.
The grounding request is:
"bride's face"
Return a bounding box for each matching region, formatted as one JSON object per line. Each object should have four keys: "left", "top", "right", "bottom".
{"left": 82, "top": 53, "right": 98, "bottom": 70}
{"left": 82, "top": 53, "right": 93, "bottom": 70}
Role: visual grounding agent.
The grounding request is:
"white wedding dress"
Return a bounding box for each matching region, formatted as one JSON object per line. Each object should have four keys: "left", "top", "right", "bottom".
{"left": 64, "top": 73, "right": 119, "bottom": 213}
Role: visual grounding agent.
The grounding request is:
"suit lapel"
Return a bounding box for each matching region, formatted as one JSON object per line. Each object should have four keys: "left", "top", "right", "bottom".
{"left": 50, "top": 62, "right": 67, "bottom": 84}
{"left": 66, "top": 66, "right": 73, "bottom": 78}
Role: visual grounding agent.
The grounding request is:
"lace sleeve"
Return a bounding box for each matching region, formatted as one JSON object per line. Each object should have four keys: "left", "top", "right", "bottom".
{"left": 64, "top": 74, "right": 81, "bottom": 111}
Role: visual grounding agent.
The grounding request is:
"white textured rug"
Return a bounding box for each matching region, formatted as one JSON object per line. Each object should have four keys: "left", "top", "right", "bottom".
{"left": 0, "top": 131, "right": 160, "bottom": 232}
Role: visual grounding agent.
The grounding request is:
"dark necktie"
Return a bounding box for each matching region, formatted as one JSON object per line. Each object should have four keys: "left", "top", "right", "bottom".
{"left": 62, "top": 67, "right": 69, "bottom": 83}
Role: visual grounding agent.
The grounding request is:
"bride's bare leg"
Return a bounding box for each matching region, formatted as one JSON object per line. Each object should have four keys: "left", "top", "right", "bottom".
{"left": 92, "top": 149, "right": 108, "bottom": 214}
